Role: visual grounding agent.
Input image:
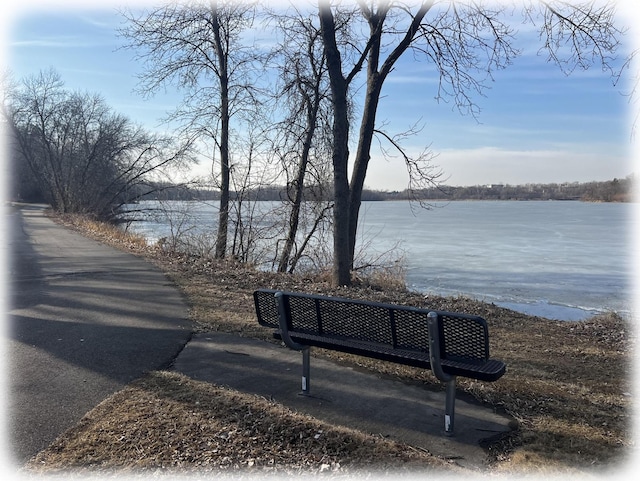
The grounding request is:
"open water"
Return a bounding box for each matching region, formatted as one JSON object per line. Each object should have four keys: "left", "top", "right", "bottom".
{"left": 127, "top": 200, "right": 634, "bottom": 321}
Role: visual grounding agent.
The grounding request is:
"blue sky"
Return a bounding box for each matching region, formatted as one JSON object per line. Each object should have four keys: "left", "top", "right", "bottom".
{"left": 2, "top": 1, "right": 637, "bottom": 190}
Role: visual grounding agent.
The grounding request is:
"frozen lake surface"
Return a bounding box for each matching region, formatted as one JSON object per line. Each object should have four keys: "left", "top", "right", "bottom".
{"left": 359, "top": 200, "right": 633, "bottom": 321}
{"left": 127, "top": 200, "right": 634, "bottom": 321}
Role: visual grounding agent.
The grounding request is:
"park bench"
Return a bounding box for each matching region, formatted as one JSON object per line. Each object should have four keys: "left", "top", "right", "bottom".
{"left": 253, "top": 288, "right": 506, "bottom": 436}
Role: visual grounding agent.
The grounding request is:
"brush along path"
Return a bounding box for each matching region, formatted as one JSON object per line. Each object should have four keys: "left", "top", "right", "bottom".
{"left": 28, "top": 213, "right": 633, "bottom": 476}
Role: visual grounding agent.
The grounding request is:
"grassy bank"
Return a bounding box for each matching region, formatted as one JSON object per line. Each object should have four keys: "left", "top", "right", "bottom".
{"left": 24, "top": 213, "right": 634, "bottom": 477}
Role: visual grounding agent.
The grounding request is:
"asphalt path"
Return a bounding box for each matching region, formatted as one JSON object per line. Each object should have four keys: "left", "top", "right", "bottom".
{"left": 4, "top": 204, "right": 192, "bottom": 466}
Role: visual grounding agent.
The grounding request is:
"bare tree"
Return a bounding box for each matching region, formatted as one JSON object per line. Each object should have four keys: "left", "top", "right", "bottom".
{"left": 3, "top": 68, "right": 188, "bottom": 220}
{"left": 228, "top": 124, "right": 275, "bottom": 264}
{"left": 120, "top": 0, "right": 261, "bottom": 259}
{"left": 269, "top": 9, "right": 335, "bottom": 273}
{"left": 318, "top": 0, "right": 627, "bottom": 286}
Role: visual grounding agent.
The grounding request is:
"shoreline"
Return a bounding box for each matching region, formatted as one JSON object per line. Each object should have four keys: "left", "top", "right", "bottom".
{"left": 494, "top": 299, "right": 602, "bottom": 321}
{"left": 416, "top": 288, "right": 623, "bottom": 321}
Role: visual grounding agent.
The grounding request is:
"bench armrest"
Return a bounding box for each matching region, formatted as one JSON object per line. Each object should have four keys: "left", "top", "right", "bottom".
{"left": 275, "top": 291, "right": 308, "bottom": 351}
{"left": 427, "top": 312, "right": 454, "bottom": 382}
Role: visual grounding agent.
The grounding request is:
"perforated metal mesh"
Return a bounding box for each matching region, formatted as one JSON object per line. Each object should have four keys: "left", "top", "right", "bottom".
{"left": 254, "top": 290, "right": 279, "bottom": 328}
{"left": 440, "top": 313, "right": 488, "bottom": 362}
{"left": 283, "top": 295, "right": 395, "bottom": 344}
{"left": 255, "top": 289, "right": 491, "bottom": 364}
{"left": 287, "top": 296, "right": 320, "bottom": 333}
{"left": 394, "top": 309, "right": 430, "bottom": 351}
{"left": 254, "top": 289, "right": 504, "bottom": 381}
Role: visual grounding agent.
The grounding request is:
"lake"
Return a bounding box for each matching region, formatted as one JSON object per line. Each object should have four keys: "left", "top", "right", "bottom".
{"left": 126, "top": 200, "right": 634, "bottom": 321}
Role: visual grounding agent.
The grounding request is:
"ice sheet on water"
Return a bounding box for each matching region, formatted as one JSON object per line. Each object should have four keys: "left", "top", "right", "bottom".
{"left": 493, "top": 300, "right": 598, "bottom": 321}
{"left": 126, "top": 200, "right": 632, "bottom": 322}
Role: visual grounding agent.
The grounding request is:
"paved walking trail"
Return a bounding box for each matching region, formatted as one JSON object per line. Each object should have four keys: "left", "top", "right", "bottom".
{"left": 5, "top": 204, "right": 192, "bottom": 465}
{"left": 5, "top": 203, "right": 514, "bottom": 472}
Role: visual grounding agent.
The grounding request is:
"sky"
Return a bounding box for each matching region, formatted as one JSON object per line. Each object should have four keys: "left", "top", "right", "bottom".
{"left": 1, "top": 0, "right": 638, "bottom": 191}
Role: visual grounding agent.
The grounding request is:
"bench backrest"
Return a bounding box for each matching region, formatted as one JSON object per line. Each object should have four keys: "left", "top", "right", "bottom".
{"left": 253, "top": 289, "right": 491, "bottom": 364}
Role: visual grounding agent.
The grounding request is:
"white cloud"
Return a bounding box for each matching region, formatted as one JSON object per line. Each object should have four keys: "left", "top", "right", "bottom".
{"left": 9, "top": 36, "right": 89, "bottom": 48}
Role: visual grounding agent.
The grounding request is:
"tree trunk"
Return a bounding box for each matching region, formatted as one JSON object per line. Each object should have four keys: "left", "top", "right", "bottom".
{"left": 347, "top": 3, "right": 430, "bottom": 268}
{"left": 278, "top": 84, "right": 320, "bottom": 272}
{"left": 211, "top": 1, "right": 230, "bottom": 260}
{"left": 277, "top": 135, "right": 310, "bottom": 273}
{"left": 215, "top": 89, "right": 230, "bottom": 259}
{"left": 277, "top": 161, "right": 307, "bottom": 272}
{"left": 349, "top": 77, "right": 383, "bottom": 269}
{"left": 319, "top": 1, "right": 351, "bottom": 286}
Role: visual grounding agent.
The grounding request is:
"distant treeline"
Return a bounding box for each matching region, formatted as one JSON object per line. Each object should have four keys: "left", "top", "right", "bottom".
{"left": 369, "top": 176, "right": 635, "bottom": 202}
{"left": 142, "top": 175, "right": 634, "bottom": 203}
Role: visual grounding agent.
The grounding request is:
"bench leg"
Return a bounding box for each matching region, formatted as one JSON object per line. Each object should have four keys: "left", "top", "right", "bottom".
{"left": 301, "top": 347, "right": 310, "bottom": 394}
{"left": 444, "top": 377, "right": 456, "bottom": 436}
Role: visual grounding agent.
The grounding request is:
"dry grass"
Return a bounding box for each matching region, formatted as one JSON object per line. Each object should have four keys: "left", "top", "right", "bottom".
{"left": 32, "top": 212, "right": 635, "bottom": 477}
{"left": 25, "top": 371, "right": 451, "bottom": 477}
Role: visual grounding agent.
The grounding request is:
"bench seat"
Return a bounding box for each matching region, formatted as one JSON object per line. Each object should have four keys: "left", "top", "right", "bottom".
{"left": 272, "top": 330, "right": 505, "bottom": 382}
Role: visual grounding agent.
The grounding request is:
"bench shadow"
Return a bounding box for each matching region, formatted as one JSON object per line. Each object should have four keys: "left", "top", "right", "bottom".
{"left": 173, "top": 333, "right": 515, "bottom": 466}
{"left": 7, "top": 206, "right": 193, "bottom": 463}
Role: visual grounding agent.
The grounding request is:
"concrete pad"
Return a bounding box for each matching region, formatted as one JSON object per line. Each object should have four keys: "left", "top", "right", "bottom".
{"left": 172, "top": 332, "right": 515, "bottom": 470}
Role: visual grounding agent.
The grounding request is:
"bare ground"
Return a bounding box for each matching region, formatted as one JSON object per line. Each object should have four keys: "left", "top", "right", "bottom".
{"left": 22, "top": 214, "right": 635, "bottom": 477}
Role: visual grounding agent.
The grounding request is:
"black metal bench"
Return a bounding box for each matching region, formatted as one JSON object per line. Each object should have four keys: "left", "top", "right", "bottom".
{"left": 253, "top": 288, "right": 505, "bottom": 435}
